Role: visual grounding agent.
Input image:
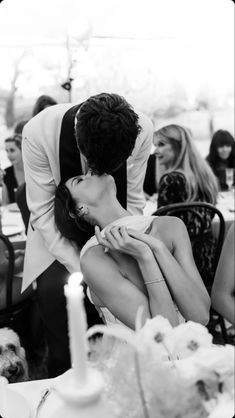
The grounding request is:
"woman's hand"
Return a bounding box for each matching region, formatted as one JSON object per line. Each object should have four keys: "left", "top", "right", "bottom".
{"left": 95, "top": 225, "right": 152, "bottom": 260}
{"left": 127, "top": 229, "right": 165, "bottom": 253}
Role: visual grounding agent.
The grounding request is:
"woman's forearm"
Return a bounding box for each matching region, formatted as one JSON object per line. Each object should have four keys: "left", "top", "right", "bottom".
{"left": 212, "top": 293, "right": 235, "bottom": 325}
{"left": 151, "top": 244, "right": 209, "bottom": 324}
{"left": 137, "top": 251, "right": 179, "bottom": 326}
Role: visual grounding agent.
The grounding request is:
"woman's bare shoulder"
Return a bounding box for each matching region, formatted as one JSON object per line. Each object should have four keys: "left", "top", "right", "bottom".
{"left": 150, "top": 215, "right": 184, "bottom": 234}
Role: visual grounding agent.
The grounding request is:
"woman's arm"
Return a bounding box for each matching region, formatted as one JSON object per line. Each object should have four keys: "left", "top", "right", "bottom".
{"left": 93, "top": 226, "right": 179, "bottom": 326}
{"left": 211, "top": 224, "right": 235, "bottom": 325}
{"left": 128, "top": 217, "right": 210, "bottom": 325}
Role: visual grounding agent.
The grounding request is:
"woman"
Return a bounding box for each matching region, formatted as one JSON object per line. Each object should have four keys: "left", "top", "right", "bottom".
{"left": 153, "top": 124, "right": 219, "bottom": 293}
{"left": 211, "top": 223, "right": 235, "bottom": 325}
{"left": 54, "top": 173, "right": 210, "bottom": 329}
{"left": 32, "top": 94, "right": 57, "bottom": 117}
{"left": 2, "top": 134, "right": 25, "bottom": 205}
{"left": 206, "top": 129, "right": 235, "bottom": 191}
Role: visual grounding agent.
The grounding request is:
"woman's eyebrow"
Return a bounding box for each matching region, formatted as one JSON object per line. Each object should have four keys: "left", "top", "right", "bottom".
{"left": 71, "top": 176, "right": 83, "bottom": 186}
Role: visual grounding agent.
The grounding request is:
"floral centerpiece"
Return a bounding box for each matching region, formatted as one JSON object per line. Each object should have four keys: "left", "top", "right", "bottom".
{"left": 87, "top": 315, "right": 234, "bottom": 418}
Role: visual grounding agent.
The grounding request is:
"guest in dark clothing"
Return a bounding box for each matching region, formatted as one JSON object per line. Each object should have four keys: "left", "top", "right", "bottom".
{"left": 154, "top": 124, "right": 219, "bottom": 293}
{"left": 206, "top": 129, "right": 235, "bottom": 191}
{"left": 2, "top": 134, "right": 25, "bottom": 205}
{"left": 144, "top": 153, "right": 158, "bottom": 197}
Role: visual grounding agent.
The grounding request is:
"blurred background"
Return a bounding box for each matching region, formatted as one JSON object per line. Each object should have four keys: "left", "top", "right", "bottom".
{"left": 0, "top": 0, "right": 234, "bottom": 167}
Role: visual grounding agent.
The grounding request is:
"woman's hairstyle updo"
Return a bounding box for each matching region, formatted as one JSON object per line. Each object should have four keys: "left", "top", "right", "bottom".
{"left": 54, "top": 182, "right": 94, "bottom": 249}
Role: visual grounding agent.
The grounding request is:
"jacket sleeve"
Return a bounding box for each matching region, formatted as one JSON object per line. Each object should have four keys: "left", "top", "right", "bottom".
{"left": 126, "top": 112, "right": 153, "bottom": 215}
{"left": 22, "top": 120, "right": 81, "bottom": 274}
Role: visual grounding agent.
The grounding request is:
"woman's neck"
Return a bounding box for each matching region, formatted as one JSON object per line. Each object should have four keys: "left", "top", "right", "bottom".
{"left": 93, "top": 201, "right": 130, "bottom": 230}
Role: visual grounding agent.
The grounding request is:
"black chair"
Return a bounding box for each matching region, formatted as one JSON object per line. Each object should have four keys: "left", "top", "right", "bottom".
{"left": 0, "top": 231, "right": 47, "bottom": 365}
{"left": 152, "top": 201, "right": 228, "bottom": 343}
{"left": 0, "top": 231, "right": 32, "bottom": 326}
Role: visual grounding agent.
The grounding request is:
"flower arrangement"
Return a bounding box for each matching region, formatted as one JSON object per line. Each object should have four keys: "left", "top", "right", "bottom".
{"left": 87, "top": 315, "right": 235, "bottom": 418}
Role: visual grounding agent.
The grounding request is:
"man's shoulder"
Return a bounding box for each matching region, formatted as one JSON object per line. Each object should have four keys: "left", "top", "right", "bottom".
{"left": 22, "top": 103, "right": 75, "bottom": 138}
{"left": 137, "top": 111, "right": 153, "bottom": 131}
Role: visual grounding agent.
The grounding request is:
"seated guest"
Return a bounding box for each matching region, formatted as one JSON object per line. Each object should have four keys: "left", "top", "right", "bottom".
{"left": 2, "top": 134, "right": 25, "bottom": 205}
{"left": 32, "top": 94, "right": 57, "bottom": 117}
{"left": 153, "top": 124, "right": 219, "bottom": 292}
{"left": 143, "top": 145, "right": 158, "bottom": 198}
{"left": 211, "top": 223, "right": 235, "bottom": 325}
{"left": 54, "top": 173, "right": 210, "bottom": 329}
{"left": 206, "top": 129, "right": 235, "bottom": 191}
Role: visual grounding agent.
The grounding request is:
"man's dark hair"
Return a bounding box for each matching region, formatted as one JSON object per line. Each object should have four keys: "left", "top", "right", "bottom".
{"left": 54, "top": 182, "right": 94, "bottom": 249}
{"left": 75, "top": 93, "right": 141, "bottom": 174}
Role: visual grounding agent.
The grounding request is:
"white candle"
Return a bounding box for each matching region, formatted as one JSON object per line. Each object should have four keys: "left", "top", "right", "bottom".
{"left": 0, "top": 376, "right": 8, "bottom": 418}
{"left": 64, "top": 272, "right": 88, "bottom": 387}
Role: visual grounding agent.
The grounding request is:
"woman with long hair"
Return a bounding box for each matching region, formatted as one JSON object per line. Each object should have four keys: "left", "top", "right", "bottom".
{"left": 153, "top": 124, "right": 219, "bottom": 292}
{"left": 206, "top": 129, "right": 235, "bottom": 191}
{"left": 54, "top": 173, "right": 210, "bottom": 329}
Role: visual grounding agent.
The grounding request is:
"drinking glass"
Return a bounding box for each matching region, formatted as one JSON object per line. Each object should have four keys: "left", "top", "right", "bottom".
{"left": 225, "top": 168, "right": 234, "bottom": 191}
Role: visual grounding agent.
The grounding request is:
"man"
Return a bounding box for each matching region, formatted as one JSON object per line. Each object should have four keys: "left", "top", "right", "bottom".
{"left": 22, "top": 93, "right": 153, "bottom": 377}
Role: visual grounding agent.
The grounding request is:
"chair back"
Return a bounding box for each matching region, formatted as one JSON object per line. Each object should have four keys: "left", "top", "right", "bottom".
{"left": 0, "top": 232, "right": 31, "bottom": 326}
{"left": 0, "top": 232, "right": 15, "bottom": 314}
{"left": 152, "top": 202, "right": 225, "bottom": 289}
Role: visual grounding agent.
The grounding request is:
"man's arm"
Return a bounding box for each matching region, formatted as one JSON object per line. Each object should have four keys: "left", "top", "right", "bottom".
{"left": 22, "top": 118, "right": 81, "bottom": 273}
{"left": 127, "top": 112, "right": 153, "bottom": 215}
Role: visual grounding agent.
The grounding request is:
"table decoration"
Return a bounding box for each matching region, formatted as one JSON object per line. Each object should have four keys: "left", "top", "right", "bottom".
{"left": 44, "top": 272, "right": 112, "bottom": 418}
{"left": 0, "top": 377, "right": 30, "bottom": 418}
{"left": 86, "top": 315, "right": 234, "bottom": 418}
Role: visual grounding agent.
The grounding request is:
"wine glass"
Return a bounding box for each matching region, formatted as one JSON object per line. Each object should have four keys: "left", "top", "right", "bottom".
{"left": 225, "top": 168, "right": 234, "bottom": 191}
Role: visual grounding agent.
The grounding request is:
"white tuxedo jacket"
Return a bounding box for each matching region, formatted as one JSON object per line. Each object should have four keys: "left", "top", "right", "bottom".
{"left": 21, "top": 103, "right": 153, "bottom": 291}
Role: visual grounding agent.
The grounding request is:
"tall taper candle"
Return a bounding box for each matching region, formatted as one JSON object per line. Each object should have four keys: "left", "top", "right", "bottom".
{"left": 64, "top": 272, "right": 87, "bottom": 387}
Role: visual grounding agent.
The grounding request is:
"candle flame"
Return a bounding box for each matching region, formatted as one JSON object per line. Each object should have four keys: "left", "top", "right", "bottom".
{"left": 68, "top": 272, "right": 83, "bottom": 287}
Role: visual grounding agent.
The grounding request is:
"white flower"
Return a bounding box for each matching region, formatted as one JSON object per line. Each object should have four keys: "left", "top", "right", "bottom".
{"left": 137, "top": 315, "right": 173, "bottom": 343}
{"left": 136, "top": 315, "right": 174, "bottom": 359}
{"left": 206, "top": 393, "right": 235, "bottom": 418}
{"left": 171, "top": 321, "right": 213, "bottom": 359}
{"left": 194, "top": 344, "right": 235, "bottom": 394}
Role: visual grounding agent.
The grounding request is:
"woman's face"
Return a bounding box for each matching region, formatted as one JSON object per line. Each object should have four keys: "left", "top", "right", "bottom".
{"left": 5, "top": 141, "right": 22, "bottom": 165}
{"left": 65, "top": 173, "right": 116, "bottom": 206}
{"left": 153, "top": 134, "right": 175, "bottom": 168}
{"left": 217, "top": 145, "right": 232, "bottom": 160}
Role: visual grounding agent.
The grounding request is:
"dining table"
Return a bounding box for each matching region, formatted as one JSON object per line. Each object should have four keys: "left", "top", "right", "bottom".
{"left": 0, "top": 202, "right": 26, "bottom": 250}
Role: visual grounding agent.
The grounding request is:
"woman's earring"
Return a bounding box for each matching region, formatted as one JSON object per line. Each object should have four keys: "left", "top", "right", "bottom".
{"left": 77, "top": 205, "right": 89, "bottom": 217}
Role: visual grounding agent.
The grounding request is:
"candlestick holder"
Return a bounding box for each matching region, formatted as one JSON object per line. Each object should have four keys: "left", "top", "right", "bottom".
{"left": 45, "top": 367, "right": 112, "bottom": 418}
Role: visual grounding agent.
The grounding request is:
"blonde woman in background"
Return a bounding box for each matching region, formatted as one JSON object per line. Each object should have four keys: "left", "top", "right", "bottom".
{"left": 151, "top": 124, "right": 219, "bottom": 293}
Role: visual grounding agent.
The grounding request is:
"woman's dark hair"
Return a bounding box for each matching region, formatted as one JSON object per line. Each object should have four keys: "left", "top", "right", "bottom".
{"left": 4, "top": 134, "right": 22, "bottom": 150}
{"left": 14, "top": 120, "right": 29, "bottom": 134}
{"left": 75, "top": 93, "right": 141, "bottom": 174}
{"left": 207, "top": 130, "right": 235, "bottom": 170}
{"left": 54, "top": 182, "right": 94, "bottom": 249}
{"left": 32, "top": 95, "right": 57, "bottom": 117}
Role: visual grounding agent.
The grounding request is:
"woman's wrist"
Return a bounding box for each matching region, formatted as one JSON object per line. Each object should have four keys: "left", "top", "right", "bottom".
{"left": 136, "top": 247, "right": 154, "bottom": 262}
